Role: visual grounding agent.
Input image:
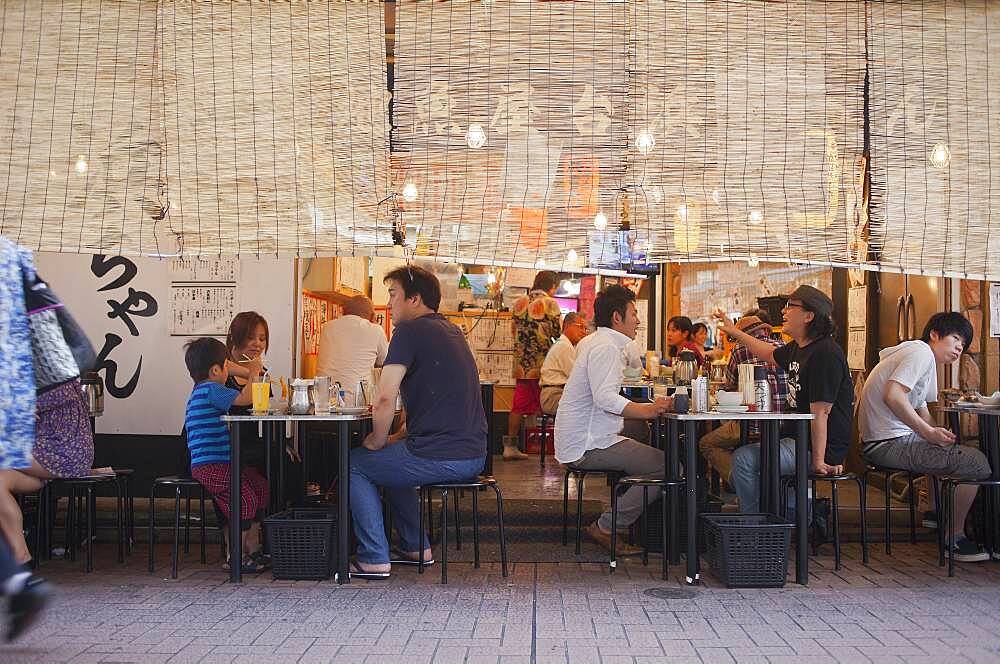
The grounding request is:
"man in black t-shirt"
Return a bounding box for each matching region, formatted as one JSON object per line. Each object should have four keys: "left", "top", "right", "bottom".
{"left": 716, "top": 285, "right": 854, "bottom": 513}
{"left": 347, "top": 265, "right": 487, "bottom": 579}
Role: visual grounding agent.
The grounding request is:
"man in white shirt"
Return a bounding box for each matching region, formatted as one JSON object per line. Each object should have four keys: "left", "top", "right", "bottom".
{"left": 554, "top": 285, "right": 672, "bottom": 554}
{"left": 316, "top": 295, "right": 389, "bottom": 403}
{"left": 539, "top": 312, "right": 590, "bottom": 415}
{"left": 859, "top": 312, "right": 991, "bottom": 562}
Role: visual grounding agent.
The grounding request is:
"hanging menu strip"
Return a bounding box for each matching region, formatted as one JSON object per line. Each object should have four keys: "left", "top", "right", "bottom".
{"left": 168, "top": 257, "right": 239, "bottom": 283}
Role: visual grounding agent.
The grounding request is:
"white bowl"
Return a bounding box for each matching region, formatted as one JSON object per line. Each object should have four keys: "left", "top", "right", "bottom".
{"left": 979, "top": 395, "right": 1000, "bottom": 407}
{"left": 716, "top": 391, "right": 743, "bottom": 406}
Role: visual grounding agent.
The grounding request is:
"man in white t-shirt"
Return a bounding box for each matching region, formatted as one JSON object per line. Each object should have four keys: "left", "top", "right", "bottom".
{"left": 316, "top": 295, "right": 389, "bottom": 403}
{"left": 859, "top": 312, "right": 992, "bottom": 562}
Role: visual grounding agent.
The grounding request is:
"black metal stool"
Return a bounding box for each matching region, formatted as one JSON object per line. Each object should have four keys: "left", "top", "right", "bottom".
{"left": 562, "top": 465, "right": 624, "bottom": 555}
{"left": 609, "top": 475, "right": 685, "bottom": 579}
{"left": 862, "top": 464, "right": 932, "bottom": 554}
{"left": 148, "top": 476, "right": 208, "bottom": 579}
{"left": 941, "top": 476, "right": 1000, "bottom": 577}
{"left": 536, "top": 413, "right": 553, "bottom": 467}
{"left": 49, "top": 475, "right": 123, "bottom": 572}
{"left": 780, "top": 472, "right": 869, "bottom": 569}
{"left": 113, "top": 469, "right": 137, "bottom": 555}
{"left": 418, "top": 476, "right": 508, "bottom": 584}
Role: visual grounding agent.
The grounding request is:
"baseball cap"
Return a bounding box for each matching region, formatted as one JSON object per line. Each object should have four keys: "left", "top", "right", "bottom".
{"left": 788, "top": 285, "right": 833, "bottom": 318}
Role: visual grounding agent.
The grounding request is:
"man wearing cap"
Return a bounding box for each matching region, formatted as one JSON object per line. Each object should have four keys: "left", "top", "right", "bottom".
{"left": 698, "top": 311, "right": 788, "bottom": 488}
{"left": 715, "top": 285, "right": 854, "bottom": 514}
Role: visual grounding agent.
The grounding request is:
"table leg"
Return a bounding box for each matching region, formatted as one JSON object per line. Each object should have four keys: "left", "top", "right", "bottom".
{"left": 758, "top": 421, "right": 771, "bottom": 513}
{"left": 278, "top": 423, "right": 286, "bottom": 512}
{"left": 668, "top": 418, "right": 680, "bottom": 565}
{"left": 337, "top": 420, "right": 351, "bottom": 584}
{"left": 230, "top": 423, "right": 242, "bottom": 583}
{"left": 769, "top": 423, "right": 781, "bottom": 515}
{"left": 264, "top": 422, "right": 274, "bottom": 515}
{"left": 481, "top": 384, "right": 494, "bottom": 477}
{"left": 795, "top": 420, "right": 809, "bottom": 585}
{"left": 684, "top": 420, "right": 699, "bottom": 585}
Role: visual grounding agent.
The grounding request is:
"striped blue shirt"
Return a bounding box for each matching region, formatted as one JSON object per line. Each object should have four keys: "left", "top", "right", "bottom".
{"left": 185, "top": 381, "right": 239, "bottom": 468}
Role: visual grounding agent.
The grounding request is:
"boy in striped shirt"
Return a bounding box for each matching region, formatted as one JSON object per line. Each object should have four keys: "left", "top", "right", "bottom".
{"left": 183, "top": 337, "right": 269, "bottom": 573}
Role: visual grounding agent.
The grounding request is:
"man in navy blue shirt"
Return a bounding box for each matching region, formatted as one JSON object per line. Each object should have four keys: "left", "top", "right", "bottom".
{"left": 348, "top": 265, "right": 487, "bottom": 579}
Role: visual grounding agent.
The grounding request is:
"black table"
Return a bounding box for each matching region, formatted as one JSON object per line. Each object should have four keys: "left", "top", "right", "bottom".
{"left": 943, "top": 405, "right": 1000, "bottom": 556}
{"left": 481, "top": 381, "right": 495, "bottom": 477}
{"left": 659, "top": 410, "right": 814, "bottom": 585}
{"left": 222, "top": 412, "right": 371, "bottom": 584}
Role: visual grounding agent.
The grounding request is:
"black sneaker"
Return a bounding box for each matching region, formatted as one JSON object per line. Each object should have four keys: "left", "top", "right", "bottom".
{"left": 810, "top": 498, "right": 831, "bottom": 545}
{"left": 945, "top": 537, "right": 990, "bottom": 562}
{"left": 921, "top": 511, "right": 938, "bottom": 529}
{"left": 7, "top": 576, "right": 52, "bottom": 642}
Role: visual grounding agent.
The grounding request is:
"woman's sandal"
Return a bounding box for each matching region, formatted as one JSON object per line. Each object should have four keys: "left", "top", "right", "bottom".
{"left": 389, "top": 548, "right": 434, "bottom": 566}
{"left": 349, "top": 560, "right": 390, "bottom": 580}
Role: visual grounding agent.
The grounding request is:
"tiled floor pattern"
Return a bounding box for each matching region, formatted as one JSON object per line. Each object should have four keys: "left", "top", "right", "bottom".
{"left": 3, "top": 537, "right": 1000, "bottom": 663}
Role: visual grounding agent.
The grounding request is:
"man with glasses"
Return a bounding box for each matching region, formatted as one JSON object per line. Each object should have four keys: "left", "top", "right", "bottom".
{"left": 715, "top": 285, "right": 854, "bottom": 514}
{"left": 539, "top": 312, "right": 591, "bottom": 416}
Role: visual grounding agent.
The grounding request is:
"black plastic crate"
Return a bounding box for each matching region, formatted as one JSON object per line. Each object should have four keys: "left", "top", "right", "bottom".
{"left": 640, "top": 494, "right": 722, "bottom": 553}
{"left": 263, "top": 507, "right": 337, "bottom": 580}
{"left": 702, "top": 513, "right": 793, "bottom": 588}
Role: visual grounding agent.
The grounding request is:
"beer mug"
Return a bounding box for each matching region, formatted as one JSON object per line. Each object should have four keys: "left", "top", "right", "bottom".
{"left": 313, "top": 376, "right": 331, "bottom": 414}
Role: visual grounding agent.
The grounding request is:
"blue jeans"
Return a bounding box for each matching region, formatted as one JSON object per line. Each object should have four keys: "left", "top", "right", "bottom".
{"left": 730, "top": 439, "right": 798, "bottom": 514}
{"left": 349, "top": 442, "right": 485, "bottom": 565}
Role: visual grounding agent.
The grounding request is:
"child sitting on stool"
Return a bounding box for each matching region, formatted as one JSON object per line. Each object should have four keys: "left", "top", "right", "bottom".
{"left": 183, "top": 337, "right": 270, "bottom": 573}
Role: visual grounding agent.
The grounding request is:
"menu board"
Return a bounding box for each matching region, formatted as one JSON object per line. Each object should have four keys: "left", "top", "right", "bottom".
{"left": 169, "top": 285, "right": 238, "bottom": 336}
{"left": 448, "top": 311, "right": 515, "bottom": 385}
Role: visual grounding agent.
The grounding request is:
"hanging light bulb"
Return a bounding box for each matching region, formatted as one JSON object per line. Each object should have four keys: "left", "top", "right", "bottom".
{"left": 635, "top": 130, "right": 655, "bottom": 156}
{"left": 673, "top": 201, "right": 701, "bottom": 253}
{"left": 747, "top": 254, "right": 760, "bottom": 268}
{"left": 74, "top": 155, "right": 88, "bottom": 174}
{"left": 486, "top": 271, "right": 497, "bottom": 285}
{"left": 929, "top": 143, "right": 951, "bottom": 169}
{"left": 401, "top": 182, "right": 418, "bottom": 202}
{"left": 566, "top": 249, "right": 578, "bottom": 263}
{"left": 711, "top": 189, "right": 722, "bottom": 205}
{"left": 535, "top": 258, "right": 546, "bottom": 268}
{"left": 465, "top": 123, "right": 487, "bottom": 149}
{"left": 748, "top": 210, "right": 763, "bottom": 225}
{"left": 593, "top": 211, "right": 608, "bottom": 230}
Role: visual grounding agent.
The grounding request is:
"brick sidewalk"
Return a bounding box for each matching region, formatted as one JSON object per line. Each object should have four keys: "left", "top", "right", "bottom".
{"left": 2, "top": 540, "right": 1000, "bottom": 663}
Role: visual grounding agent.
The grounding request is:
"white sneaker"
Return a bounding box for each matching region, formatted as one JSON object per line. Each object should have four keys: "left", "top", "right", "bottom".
{"left": 945, "top": 537, "right": 990, "bottom": 562}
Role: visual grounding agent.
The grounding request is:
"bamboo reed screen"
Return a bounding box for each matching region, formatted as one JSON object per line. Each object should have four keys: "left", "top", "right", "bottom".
{"left": 629, "top": 0, "right": 867, "bottom": 269}
{"left": 0, "top": 0, "right": 390, "bottom": 257}
{"left": 0, "top": 0, "right": 161, "bottom": 255}
{"left": 868, "top": 1, "right": 1000, "bottom": 280}
{"left": 391, "top": 0, "right": 630, "bottom": 270}
{"left": 392, "top": 0, "right": 867, "bottom": 271}
{"left": 158, "top": 0, "right": 390, "bottom": 257}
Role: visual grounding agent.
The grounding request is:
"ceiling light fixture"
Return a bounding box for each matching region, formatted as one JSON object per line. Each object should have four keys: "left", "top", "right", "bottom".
{"left": 635, "top": 130, "right": 655, "bottom": 156}
{"left": 465, "top": 124, "right": 487, "bottom": 149}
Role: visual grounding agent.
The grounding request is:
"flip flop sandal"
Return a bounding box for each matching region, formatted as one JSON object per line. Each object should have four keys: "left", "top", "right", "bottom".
{"left": 389, "top": 549, "right": 434, "bottom": 566}
{"left": 349, "top": 560, "right": 390, "bottom": 580}
{"left": 222, "top": 558, "right": 270, "bottom": 574}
